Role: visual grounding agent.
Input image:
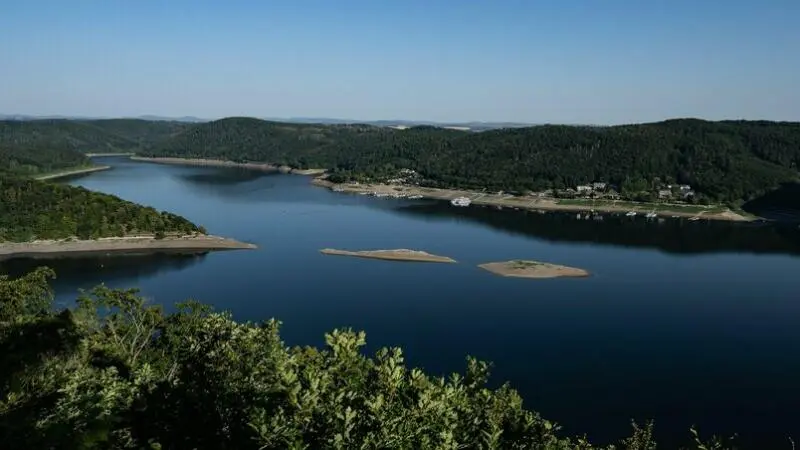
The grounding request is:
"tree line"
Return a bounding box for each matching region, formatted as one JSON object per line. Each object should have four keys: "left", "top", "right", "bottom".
{"left": 140, "top": 117, "right": 800, "bottom": 205}
{"left": 4, "top": 117, "right": 800, "bottom": 205}
{"left": 0, "top": 268, "right": 738, "bottom": 449}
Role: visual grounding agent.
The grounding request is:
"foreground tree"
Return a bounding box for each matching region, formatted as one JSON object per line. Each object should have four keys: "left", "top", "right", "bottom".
{"left": 0, "top": 269, "right": 736, "bottom": 449}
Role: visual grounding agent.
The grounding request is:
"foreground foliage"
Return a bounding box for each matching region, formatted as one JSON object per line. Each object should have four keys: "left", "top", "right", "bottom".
{"left": 0, "top": 178, "right": 202, "bottom": 242}
{"left": 0, "top": 269, "right": 739, "bottom": 449}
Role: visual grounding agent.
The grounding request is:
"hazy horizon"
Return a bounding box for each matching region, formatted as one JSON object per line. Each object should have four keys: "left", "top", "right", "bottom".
{"left": 2, "top": 1, "right": 798, "bottom": 125}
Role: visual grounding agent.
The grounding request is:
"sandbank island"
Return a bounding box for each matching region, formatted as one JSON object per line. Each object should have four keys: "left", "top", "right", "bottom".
{"left": 478, "top": 260, "right": 589, "bottom": 279}
{"left": 320, "top": 248, "right": 456, "bottom": 263}
{"left": 0, "top": 234, "right": 257, "bottom": 261}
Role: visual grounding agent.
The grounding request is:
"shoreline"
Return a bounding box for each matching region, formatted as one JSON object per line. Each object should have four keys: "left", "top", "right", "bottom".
{"left": 130, "top": 156, "right": 326, "bottom": 176}
{"left": 313, "top": 180, "right": 754, "bottom": 222}
{"left": 35, "top": 165, "right": 111, "bottom": 181}
{"left": 125, "top": 156, "right": 751, "bottom": 222}
{"left": 86, "top": 152, "right": 135, "bottom": 157}
{"left": 0, "top": 234, "right": 257, "bottom": 261}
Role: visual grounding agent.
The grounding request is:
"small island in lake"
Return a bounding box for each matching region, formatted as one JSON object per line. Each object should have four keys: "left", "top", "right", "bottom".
{"left": 478, "top": 260, "right": 589, "bottom": 279}
{"left": 320, "top": 248, "right": 456, "bottom": 263}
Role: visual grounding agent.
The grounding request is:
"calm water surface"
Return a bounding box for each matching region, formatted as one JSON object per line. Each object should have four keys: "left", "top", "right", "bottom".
{"left": 5, "top": 157, "right": 800, "bottom": 447}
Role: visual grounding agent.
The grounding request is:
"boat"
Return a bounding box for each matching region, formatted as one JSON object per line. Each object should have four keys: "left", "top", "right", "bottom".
{"left": 450, "top": 197, "right": 472, "bottom": 207}
{"left": 407, "top": 195, "right": 423, "bottom": 199}
{"left": 625, "top": 211, "right": 637, "bottom": 217}
{"left": 645, "top": 211, "right": 657, "bottom": 219}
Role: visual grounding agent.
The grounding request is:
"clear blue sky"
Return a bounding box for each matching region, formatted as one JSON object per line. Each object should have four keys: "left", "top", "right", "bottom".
{"left": 1, "top": 0, "right": 798, "bottom": 124}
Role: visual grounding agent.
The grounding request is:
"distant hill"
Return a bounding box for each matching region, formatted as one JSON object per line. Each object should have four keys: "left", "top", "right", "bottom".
{"left": 0, "top": 114, "right": 208, "bottom": 123}
{"left": 264, "top": 117, "right": 535, "bottom": 131}
{"left": 0, "top": 114, "right": 533, "bottom": 130}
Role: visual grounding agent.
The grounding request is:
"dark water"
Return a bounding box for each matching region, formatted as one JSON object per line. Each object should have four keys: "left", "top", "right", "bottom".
{"left": 4, "top": 157, "right": 800, "bottom": 447}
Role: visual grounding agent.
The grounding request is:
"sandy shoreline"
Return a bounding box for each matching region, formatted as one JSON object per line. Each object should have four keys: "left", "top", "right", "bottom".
{"left": 86, "top": 152, "right": 135, "bottom": 157}
{"left": 313, "top": 180, "right": 753, "bottom": 222}
{"left": 0, "top": 234, "right": 257, "bottom": 261}
{"left": 128, "top": 156, "right": 750, "bottom": 222}
{"left": 479, "top": 260, "right": 589, "bottom": 279}
{"left": 320, "top": 248, "right": 456, "bottom": 263}
{"left": 131, "top": 156, "right": 326, "bottom": 176}
{"left": 35, "top": 165, "right": 111, "bottom": 181}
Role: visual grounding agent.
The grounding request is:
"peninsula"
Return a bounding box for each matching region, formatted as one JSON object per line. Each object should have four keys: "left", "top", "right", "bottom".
{"left": 478, "top": 260, "right": 589, "bottom": 279}
{"left": 320, "top": 248, "right": 456, "bottom": 263}
{"left": 0, "top": 234, "right": 256, "bottom": 261}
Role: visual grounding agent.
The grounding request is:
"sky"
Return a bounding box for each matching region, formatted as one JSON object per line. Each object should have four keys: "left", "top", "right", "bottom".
{"left": 1, "top": 0, "right": 798, "bottom": 124}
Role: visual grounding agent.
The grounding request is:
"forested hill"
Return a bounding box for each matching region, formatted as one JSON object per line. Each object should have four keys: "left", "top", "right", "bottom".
{"left": 0, "top": 121, "right": 92, "bottom": 175}
{"left": 141, "top": 117, "right": 800, "bottom": 204}
{"left": 0, "top": 119, "right": 206, "bottom": 243}
{"left": 0, "top": 177, "right": 202, "bottom": 242}
{"left": 4, "top": 117, "right": 800, "bottom": 204}
{"left": 0, "top": 119, "right": 195, "bottom": 176}
{"left": 82, "top": 119, "right": 192, "bottom": 150}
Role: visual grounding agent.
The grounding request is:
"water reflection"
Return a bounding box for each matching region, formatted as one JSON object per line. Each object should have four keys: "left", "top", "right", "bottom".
{"left": 0, "top": 252, "right": 207, "bottom": 297}
{"left": 391, "top": 203, "right": 800, "bottom": 255}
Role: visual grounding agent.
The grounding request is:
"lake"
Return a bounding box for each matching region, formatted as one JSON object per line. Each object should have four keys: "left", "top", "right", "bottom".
{"left": 5, "top": 156, "right": 800, "bottom": 447}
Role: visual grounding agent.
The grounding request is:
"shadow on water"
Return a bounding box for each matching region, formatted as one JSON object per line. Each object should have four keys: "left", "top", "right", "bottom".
{"left": 743, "top": 182, "right": 800, "bottom": 222}
{"left": 390, "top": 202, "right": 800, "bottom": 255}
{"left": 0, "top": 252, "right": 207, "bottom": 297}
{"left": 180, "top": 169, "right": 268, "bottom": 186}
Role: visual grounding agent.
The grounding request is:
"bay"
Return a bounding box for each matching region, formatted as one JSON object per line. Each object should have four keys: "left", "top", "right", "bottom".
{"left": 4, "top": 156, "right": 800, "bottom": 447}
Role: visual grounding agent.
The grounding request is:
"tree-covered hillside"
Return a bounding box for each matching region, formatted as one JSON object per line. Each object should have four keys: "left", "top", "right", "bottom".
{"left": 0, "top": 177, "right": 202, "bottom": 242}
{"left": 142, "top": 117, "right": 800, "bottom": 204}
{"left": 4, "top": 117, "right": 800, "bottom": 204}
{"left": 0, "top": 268, "right": 736, "bottom": 449}
{"left": 84, "top": 119, "right": 192, "bottom": 150}
{"left": 0, "top": 119, "right": 138, "bottom": 176}
{"left": 0, "top": 122, "right": 92, "bottom": 175}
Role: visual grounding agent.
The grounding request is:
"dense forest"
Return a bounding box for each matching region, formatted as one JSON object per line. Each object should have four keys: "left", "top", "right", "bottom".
{"left": 4, "top": 117, "right": 800, "bottom": 204}
{"left": 0, "top": 177, "right": 202, "bottom": 242}
{"left": 82, "top": 119, "right": 191, "bottom": 150}
{"left": 0, "top": 119, "right": 206, "bottom": 242}
{"left": 0, "top": 121, "right": 93, "bottom": 175}
{"left": 141, "top": 117, "right": 800, "bottom": 204}
{"left": 0, "top": 268, "right": 738, "bottom": 449}
{"left": 0, "top": 119, "right": 191, "bottom": 175}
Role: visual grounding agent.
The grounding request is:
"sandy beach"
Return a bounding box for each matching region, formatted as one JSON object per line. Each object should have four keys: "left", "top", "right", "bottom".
{"left": 478, "top": 260, "right": 590, "bottom": 279}
{"left": 0, "top": 234, "right": 257, "bottom": 260}
{"left": 320, "top": 248, "right": 456, "bottom": 263}
{"left": 35, "top": 165, "right": 111, "bottom": 181}
{"left": 131, "top": 156, "right": 326, "bottom": 175}
{"left": 313, "top": 179, "right": 753, "bottom": 222}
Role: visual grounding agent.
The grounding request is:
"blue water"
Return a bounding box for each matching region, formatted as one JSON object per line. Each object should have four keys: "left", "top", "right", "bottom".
{"left": 6, "top": 156, "right": 800, "bottom": 447}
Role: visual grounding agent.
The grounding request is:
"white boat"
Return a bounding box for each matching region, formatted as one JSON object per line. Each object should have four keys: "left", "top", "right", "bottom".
{"left": 625, "top": 211, "right": 637, "bottom": 217}
{"left": 407, "top": 195, "right": 423, "bottom": 199}
{"left": 450, "top": 196, "right": 472, "bottom": 207}
{"left": 645, "top": 211, "right": 657, "bottom": 219}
